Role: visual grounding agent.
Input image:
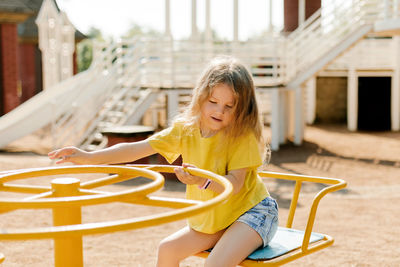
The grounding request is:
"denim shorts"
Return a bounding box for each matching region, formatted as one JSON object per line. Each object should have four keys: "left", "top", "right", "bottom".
{"left": 237, "top": 196, "right": 278, "bottom": 247}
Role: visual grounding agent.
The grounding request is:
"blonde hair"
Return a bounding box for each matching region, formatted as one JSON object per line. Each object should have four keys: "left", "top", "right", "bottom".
{"left": 175, "top": 56, "right": 268, "bottom": 162}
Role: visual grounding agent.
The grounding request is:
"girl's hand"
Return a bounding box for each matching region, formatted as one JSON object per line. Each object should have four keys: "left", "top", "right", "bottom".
{"left": 48, "top": 146, "right": 91, "bottom": 165}
{"left": 174, "top": 163, "right": 204, "bottom": 186}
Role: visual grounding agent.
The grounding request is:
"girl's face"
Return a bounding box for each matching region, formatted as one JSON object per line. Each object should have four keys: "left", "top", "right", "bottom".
{"left": 200, "top": 83, "right": 235, "bottom": 136}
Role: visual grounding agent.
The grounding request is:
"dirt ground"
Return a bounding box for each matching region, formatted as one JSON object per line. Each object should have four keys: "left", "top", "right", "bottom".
{"left": 0, "top": 124, "right": 399, "bottom": 267}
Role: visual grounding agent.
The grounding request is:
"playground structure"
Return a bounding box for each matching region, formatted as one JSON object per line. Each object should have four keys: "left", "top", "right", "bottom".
{"left": 0, "top": 0, "right": 400, "bottom": 152}
{"left": 0, "top": 165, "right": 346, "bottom": 266}
{"left": 0, "top": 165, "right": 232, "bottom": 267}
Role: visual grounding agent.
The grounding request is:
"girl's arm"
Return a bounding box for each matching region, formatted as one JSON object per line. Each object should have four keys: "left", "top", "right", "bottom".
{"left": 48, "top": 140, "right": 156, "bottom": 165}
{"left": 175, "top": 164, "right": 247, "bottom": 194}
{"left": 207, "top": 168, "right": 247, "bottom": 194}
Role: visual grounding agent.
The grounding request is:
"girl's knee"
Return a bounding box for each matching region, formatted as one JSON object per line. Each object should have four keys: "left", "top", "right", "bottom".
{"left": 204, "top": 253, "right": 234, "bottom": 267}
{"left": 157, "top": 238, "right": 175, "bottom": 258}
{"left": 204, "top": 257, "right": 226, "bottom": 267}
{"left": 157, "top": 237, "right": 184, "bottom": 264}
{"left": 204, "top": 257, "right": 216, "bottom": 267}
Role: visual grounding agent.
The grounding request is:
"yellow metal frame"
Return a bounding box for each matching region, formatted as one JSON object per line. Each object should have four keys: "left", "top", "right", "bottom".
{"left": 0, "top": 166, "right": 346, "bottom": 266}
{"left": 195, "top": 171, "right": 347, "bottom": 266}
{"left": 0, "top": 165, "right": 233, "bottom": 266}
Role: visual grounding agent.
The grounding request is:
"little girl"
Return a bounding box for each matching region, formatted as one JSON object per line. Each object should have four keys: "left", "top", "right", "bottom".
{"left": 48, "top": 56, "right": 278, "bottom": 267}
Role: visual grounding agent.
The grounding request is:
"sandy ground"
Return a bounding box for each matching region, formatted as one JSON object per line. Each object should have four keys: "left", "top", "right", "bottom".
{"left": 0, "top": 124, "right": 399, "bottom": 266}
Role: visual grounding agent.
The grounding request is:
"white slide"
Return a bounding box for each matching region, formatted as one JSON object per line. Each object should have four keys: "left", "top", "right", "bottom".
{"left": 0, "top": 66, "right": 117, "bottom": 149}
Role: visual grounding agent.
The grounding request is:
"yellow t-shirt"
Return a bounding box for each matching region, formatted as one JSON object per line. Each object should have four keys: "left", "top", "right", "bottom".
{"left": 148, "top": 122, "right": 269, "bottom": 234}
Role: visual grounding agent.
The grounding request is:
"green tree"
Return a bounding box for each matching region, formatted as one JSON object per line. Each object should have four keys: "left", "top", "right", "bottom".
{"left": 76, "top": 27, "right": 105, "bottom": 72}
{"left": 76, "top": 39, "right": 92, "bottom": 72}
{"left": 87, "top": 27, "right": 104, "bottom": 40}
{"left": 122, "top": 22, "right": 161, "bottom": 39}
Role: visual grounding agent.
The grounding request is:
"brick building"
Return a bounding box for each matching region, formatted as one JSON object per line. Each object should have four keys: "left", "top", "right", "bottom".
{"left": 0, "top": 0, "right": 85, "bottom": 116}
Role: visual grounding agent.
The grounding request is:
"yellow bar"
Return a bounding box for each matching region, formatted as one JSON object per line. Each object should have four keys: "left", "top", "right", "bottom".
{"left": 0, "top": 166, "right": 165, "bottom": 210}
{"left": 301, "top": 179, "right": 346, "bottom": 252}
{"left": 123, "top": 195, "right": 202, "bottom": 209}
{"left": 23, "top": 191, "right": 53, "bottom": 200}
{"left": 286, "top": 181, "right": 302, "bottom": 228}
{"left": 80, "top": 174, "right": 141, "bottom": 189}
{"left": 0, "top": 183, "right": 49, "bottom": 194}
{"left": 78, "top": 188, "right": 112, "bottom": 196}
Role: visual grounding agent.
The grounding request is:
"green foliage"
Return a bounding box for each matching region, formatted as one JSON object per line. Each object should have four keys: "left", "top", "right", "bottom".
{"left": 197, "top": 29, "right": 223, "bottom": 42}
{"left": 75, "top": 23, "right": 163, "bottom": 72}
{"left": 76, "top": 27, "right": 104, "bottom": 72}
{"left": 87, "top": 27, "right": 104, "bottom": 40}
{"left": 76, "top": 39, "right": 92, "bottom": 72}
{"left": 122, "top": 22, "right": 162, "bottom": 38}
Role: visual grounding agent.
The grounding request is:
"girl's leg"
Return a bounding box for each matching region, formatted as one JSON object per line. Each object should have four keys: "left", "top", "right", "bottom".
{"left": 156, "top": 226, "right": 224, "bottom": 267}
{"left": 204, "top": 221, "right": 263, "bottom": 267}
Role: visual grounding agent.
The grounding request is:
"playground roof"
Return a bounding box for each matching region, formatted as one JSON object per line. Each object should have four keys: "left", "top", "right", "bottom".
{"left": 0, "top": 0, "right": 86, "bottom": 41}
{"left": 0, "top": 0, "right": 33, "bottom": 14}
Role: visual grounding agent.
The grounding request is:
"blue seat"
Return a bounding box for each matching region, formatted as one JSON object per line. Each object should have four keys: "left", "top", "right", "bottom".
{"left": 246, "top": 227, "right": 324, "bottom": 261}
{"left": 200, "top": 227, "right": 327, "bottom": 265}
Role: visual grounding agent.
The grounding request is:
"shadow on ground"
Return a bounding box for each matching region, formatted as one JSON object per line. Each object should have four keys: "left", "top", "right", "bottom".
{"left": 270, "top": 140, "right": 399, "bottom": 169}
{"left": 117, "top": 174, "right": 186, "bottom": 192}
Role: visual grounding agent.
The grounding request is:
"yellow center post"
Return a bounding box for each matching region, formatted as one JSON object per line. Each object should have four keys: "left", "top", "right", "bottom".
{"left": 51, "top": 178, "right": 83, "bottom": 267}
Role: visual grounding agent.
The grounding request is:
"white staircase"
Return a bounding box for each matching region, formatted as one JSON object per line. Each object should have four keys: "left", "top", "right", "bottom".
{"left": 79, "top": 87, "right": 159, "bottom": 151}
{"left": 286, "top": 0, "right": 391, "bottom": 89}
{"left": 53, "top": 40, "right": 161, "bottom": 151}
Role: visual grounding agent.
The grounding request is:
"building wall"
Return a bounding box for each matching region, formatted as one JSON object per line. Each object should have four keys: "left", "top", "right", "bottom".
{"left": 306, "top": 0, "right": 321, "bottom": 19}
{"left": 0, "top": 23, "right": 20, "bottom": 114}
{"left": 316, "top": 76, "right": 347, "bottom": 123}
{"left": 34, "top": 45, "right": 43, "bottom": 94}
{"left": 284, "top": 0, "right": 321, "bottom": 32}
{"left": 19, "top": 43, "right": 38, "bottom": 103}
{"left": 284, "top": 0, "right": 299, "bottom": 32}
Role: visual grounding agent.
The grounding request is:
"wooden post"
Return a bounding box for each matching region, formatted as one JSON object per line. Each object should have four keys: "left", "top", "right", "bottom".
{"left": 392, "top": 36, "right": 400, "bottom": 131}
{"left": 271, "top": 89, "right": 280, "bottom": 151}
{"left": 294, "top": 86, "right": 304, "bottom": 145}
{"left": 279, "top": 90, "right": 289, "bottom": 145}
{"left": 165, "top": 0, "right": 172, "bottom": 37}
{"left": 306, "top": 77, "right": 316, "bottom": 124}
{"left": 347, "top": 67, "right": 358, "bottom": 131}
{"left": 0, "top": 24, "right": 20, "bottom": 114}
{"left": 233, "top": 0, "right": 239, "bottom": 42}
{"left": 191, "top": 0, "right": 198, "bottom": 40}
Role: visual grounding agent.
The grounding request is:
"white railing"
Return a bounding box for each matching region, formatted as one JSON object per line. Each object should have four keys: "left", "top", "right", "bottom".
{"left": 62, "top": 36, "right": 287, "bottom": 149}
{"left": 48, "top": 0, "right": 400, "bottom": 150}
{"left": 381, "top": 0, "right": 400, "bottom": 19}
{"left": 96, "top": 0, "right": 397, "bottom": 90}
{"left": 50, "top": 41, "right": 124, "bottom": 148}
{"left": 116, "top": 37, "right": 287, "bottom": 88}
{"left": 73, "top": 39, "right": 158, "bottom": 149}
{"left": 286, "top": 0, "right": 376, "bottom": 82}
